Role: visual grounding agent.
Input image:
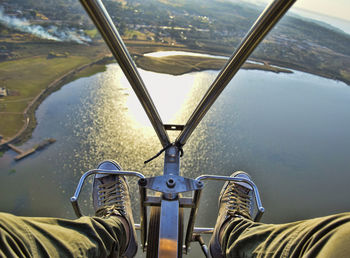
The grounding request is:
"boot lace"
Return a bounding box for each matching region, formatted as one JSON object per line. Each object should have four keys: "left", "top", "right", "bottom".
{"left": 225, "top": 184, "right": 252, "bottom": 219}
{"left": 97, "top": 178, "right": 126, "bottom": 215}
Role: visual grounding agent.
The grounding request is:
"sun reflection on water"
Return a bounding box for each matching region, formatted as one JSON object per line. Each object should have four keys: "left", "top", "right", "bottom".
{"left": 122, "top": 69, "right": 197, "bottom": 127}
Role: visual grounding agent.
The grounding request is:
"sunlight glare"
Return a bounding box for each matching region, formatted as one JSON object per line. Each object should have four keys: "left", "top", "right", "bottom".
{"left": 121, "top": 69, "right": 196, "bottom": 127}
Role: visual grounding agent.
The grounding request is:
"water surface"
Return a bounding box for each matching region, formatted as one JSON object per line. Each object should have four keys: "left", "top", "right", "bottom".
{"left": 145, "top": 51, "right": 227, "bottom": 59}
{"left": 1, "top": 64, "right": 350, "bottom": 256}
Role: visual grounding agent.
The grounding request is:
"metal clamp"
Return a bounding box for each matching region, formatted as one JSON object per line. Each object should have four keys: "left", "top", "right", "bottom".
{"left": 196, "top": 175, "right": 265, "bottom": 221}
{"left": 70, "top": 169, "right": 145, "bottom": 217}
{"left": 143, "top": 175, "right": 203, "bottom": 195}
{"left": 183, "top": 174, "right": 264, "bottom": 255}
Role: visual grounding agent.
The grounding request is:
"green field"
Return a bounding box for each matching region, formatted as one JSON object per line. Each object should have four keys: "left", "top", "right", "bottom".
{"left": 0, "top": 113, "right": 25, "bottom": 138}
{"left": 0, "top": 36, "right": 110, "bottom": 141}
{"left": 0, "top": 55, "right": 92, "bottom": 137}
{"left": 134, "top": 55, "right": 292, "bottom": 75}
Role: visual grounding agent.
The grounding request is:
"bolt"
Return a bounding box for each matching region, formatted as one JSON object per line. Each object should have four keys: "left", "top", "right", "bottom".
{"left": 168, "top": 146, "right": 176, "bottom": 157}
{"left": 196, "top": 180, "right": 203, "bottom": 188}
{"left": 167, "top": 178, "right": 176, "bottom": 188}
{"left": 138, "top": 178, "right": 147, "bottom": 186}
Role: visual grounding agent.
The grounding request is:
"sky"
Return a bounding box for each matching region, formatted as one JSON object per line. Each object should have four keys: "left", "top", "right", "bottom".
{"left": 293, "top": 0, "right": 349, "bottom": 21}
{"left": 254, "top": 0, "right": 350, "bottom": 21}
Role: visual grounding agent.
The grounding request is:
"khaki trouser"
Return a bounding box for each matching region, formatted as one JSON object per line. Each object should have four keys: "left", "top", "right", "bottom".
{"left": 222, "top": 212, "right": 350, "bottom": 257}
{"left": 0, "top": 212, "right": 127, "bottom": 257}
{"left": 1, "top": 211, "right": 350, "bottom": 257}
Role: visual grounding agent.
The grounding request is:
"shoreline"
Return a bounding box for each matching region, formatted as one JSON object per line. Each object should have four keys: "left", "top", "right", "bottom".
{"left": 1, "top": 44, "right": 348, "bottom": 150}
{"left": 259, "top": 58, "right": 350, "bottom": 86}
{"left": 0, "top": 56, "right": 112, "bottom": 149}
{"left": 133, "top": 54, "right": 293, "bottom": 75}
{"left": 127, "top": 41, "right": 350, "bottom": 85}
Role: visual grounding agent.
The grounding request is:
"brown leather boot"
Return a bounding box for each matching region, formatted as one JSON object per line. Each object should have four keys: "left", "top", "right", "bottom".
{"left": 209, "top": 171, "right": 254, "bottom": 258}
{"left": 92, "top": 160, "right": 137, "bottom": 257}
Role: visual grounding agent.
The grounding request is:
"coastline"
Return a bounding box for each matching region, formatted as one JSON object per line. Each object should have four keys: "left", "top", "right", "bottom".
{"left": 133, "top": 54, "right": 292, "bottom": 75}
{"left": 0, "top": 56, "right": 112, "bottom": 148}
{"left": 1, "top": 44, "right": 348, "bottom": 149}
{"left": 259, "top": 58, "right": 350, "bottom": 86}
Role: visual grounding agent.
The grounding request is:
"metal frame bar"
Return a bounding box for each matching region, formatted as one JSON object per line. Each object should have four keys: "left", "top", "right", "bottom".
{"left": 79, "top": 0, "right": 295, "bottom": 149}
{"left": 138, "top": 180, "right": 148, "bottom": 252}
{"left": 184, "top": 189, "right": 202, "bottom": 254}
{"left": 158, "top": 199, "right": 180, "bottom": 257}
{"left": 76, "top": 0, "right": 296, "bottom": 256}
{"left": 79, "top": 0, "right": 170, "bottom": 147}
{"left": 176, "top": 0, "right": 296, "bottom": 146}
{"left": 158, "top": 146, "right": 181, "bottom": 257}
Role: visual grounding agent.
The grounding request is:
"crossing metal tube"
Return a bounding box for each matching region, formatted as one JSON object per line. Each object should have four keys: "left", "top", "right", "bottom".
{"left": 80, "top": 0, "right": 170, "bottom": 147}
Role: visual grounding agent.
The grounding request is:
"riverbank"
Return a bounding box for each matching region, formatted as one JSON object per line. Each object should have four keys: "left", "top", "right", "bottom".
{"left": 24, "top": 57, "right": 111, "bottom": 144}
{"left": 133, "top": 54, "right": 292, "bottom": 75}
{"left": 0, "top": 37, "right": 110, "bottom": 144}
{"left": 0, "top": 39, "right": 348, "bottom": 147}
{"left": 0, "top": 55, "right": 111, "bottom": 148}
{"left": 126, "top": 40, "right": 350, "bottom": 86}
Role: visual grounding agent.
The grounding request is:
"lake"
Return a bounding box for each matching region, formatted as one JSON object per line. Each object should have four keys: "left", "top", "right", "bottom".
{"left": 0, "top": 63, "right": 350, "bottom": 256}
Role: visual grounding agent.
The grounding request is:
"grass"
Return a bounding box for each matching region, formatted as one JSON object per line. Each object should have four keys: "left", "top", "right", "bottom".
{"left": 0, "top": 56, "right": 90, "bottom": 101}
{"left": 0, "top": 101, "right": 29, "bottom": 113}
{"left": 0, "top": 39, "right": 110, "bottom": 140}
{"left": 84, "top": 29, "right": 99, "bottom": 39}
{"left": 0, "top": 56, "right": 91, "bottom": 112}
{"left": 340, "top": 70, "right": 350, "bottom": 81}
{"left": 71, "top": 63, "right": 110, "bottom": 80}
{"left": 135, "top": 55, "right": 226, "bottom": 75}
{"left": 134, "top": 55, "right": 292, "bottom": 75}
{"left": 0, "top": 113, "right": 25, "bottom": 138}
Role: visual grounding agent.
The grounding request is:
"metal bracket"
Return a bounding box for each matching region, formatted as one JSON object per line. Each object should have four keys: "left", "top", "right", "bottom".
{"left": 70, "top": 169, "right": 145, "bottom": 217}
{"left": 164, "top": 124, "right": 185, "bottom": 131}
{"left": 183, "top": 174, "right": 265, "bottom": 254}
{"left": 196, "top": 175, "right": 265, "bottom": 222}
{"left": 142, "top": 175, "right": 204, "bottom": 196}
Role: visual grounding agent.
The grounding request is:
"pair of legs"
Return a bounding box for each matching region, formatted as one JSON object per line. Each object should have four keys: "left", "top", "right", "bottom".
{"left": 1, "top": 161, "right": 350, "bottom": 257}
{"left": 209, "top": 172, "right": 350, "bottom": 257}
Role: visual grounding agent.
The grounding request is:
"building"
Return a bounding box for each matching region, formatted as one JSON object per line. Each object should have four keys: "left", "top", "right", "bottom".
{"left": 0, "top": 87, "right": 7, "bottom": 97}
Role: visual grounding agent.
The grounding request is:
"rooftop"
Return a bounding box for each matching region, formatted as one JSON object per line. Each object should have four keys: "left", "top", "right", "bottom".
{"left": 0, "top": 87, "right": 7, "bottom": 97}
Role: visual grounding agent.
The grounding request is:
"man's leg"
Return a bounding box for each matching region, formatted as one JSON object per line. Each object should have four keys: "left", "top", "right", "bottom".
{"left": 0, "top": 212, "right": 127, "bottom": 257}
{"left": 221, "top": 213, "right": 350, "bottom": 258}
{"left": 209, "top": 172, "right": 350, "bottom": 257}
{"left": 0, "top": 160, "right": 137, "bottom": 257}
